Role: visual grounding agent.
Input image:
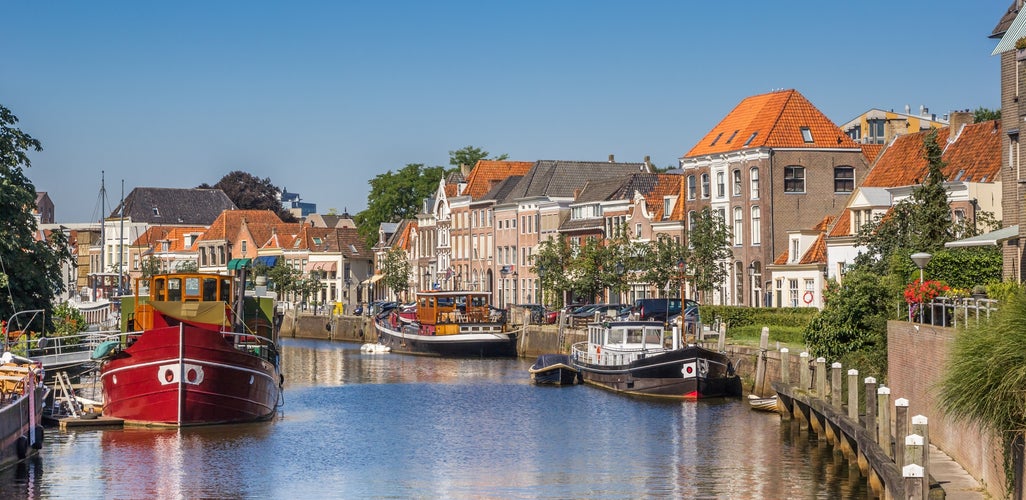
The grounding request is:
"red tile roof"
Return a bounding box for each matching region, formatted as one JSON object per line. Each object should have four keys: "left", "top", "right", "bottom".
{"left": 464, "top": 161, "right": 534, "bottom": 200}
{"left": 131, "top": 226, "right": 207, "bottom": 251}
{"left": 862, "top": 120, "right": 1001, "bottom": 188}
{"left": 684, "top": 89, "right": 857, "bottom": 158}
{"left": 861, "top": 144, "right": 885, "bottom": 164}
{"left": 195, "top": 210, "right": 284, "bottom": 244}
{"left": 641, "top": 174, "right": 687, "bottom": 221}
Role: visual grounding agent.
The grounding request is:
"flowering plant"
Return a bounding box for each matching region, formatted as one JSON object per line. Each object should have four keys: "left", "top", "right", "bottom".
{"left": 903, "top": 279, "right": 949, "bottom": 304}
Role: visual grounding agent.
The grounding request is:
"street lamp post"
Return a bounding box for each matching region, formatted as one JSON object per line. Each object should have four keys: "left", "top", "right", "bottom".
{"left": 538, "top": 266, "right": 546, "bottom": 308}
{"left": 747, "top": 262, "right": 756, "bottom": 307}
{"left": 615, "top": 261, "right": 625, "bottom": 305}
{"left": 911, "top": 252, "right": 932, "bottom": 323}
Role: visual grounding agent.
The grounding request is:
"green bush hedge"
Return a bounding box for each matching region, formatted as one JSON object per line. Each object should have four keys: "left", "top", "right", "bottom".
{"left": 699, "top": 305, "right": 818, "bottom": 330}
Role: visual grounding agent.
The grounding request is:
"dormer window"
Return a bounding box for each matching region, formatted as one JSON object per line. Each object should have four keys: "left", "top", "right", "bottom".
{"left": 313, "top": 237, "right": 322, "bottom": 245}
{"left": 152, "top": 207, "right": 160, "bottom": 217}
{"left": 663, "top": 197, "right": 676, "bottom": 219}
{"left": 743, "top": 132, "right": 758, "bottom": 147}
{"left": 791, "top": 238, "right": 800, "bottom": 263}
{"left": 800, "top": 127, "right": 813, "bottom": 143}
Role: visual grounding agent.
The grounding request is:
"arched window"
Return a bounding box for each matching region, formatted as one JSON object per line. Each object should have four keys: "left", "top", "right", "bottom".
{"left": 700, "top": 173, "right": 710, "bottom": 198}
{"left": 749, "top": 167, "right": 760, "bottom": 199}
{"left": 732, "top": 207, "right": 743, "bottom": 246}
{"left": 687, "top": 175, "right": 696, "bottom": 200}
{"left": 751, "top": 206, "right": 761, "bottom": 245}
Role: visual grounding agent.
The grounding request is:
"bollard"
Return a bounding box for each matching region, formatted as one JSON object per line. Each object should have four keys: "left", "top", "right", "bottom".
{"left": 830, "top": 362, "right": 842, "bottom": 409}
{"left": 815, "top": 357, "right": 827, "bottom": 397}
{"left": 864, "top": 377, "right": 877, "bottom": 437}
{"left": 780, "top": 348, "right": 790, "bottom": 385}
{"left": 912, "top": 415, "right": 930, "bottom": 500}
{"left": 894, "top": 398, "right": 909, "bottom": 471}
{"left": 903, "top": 464, "right": 924, "bottom": 500}
{"left": 717, "top": 322, "right": 726, "bottom": 352}
{"left": 799, "top": 352, "right": 810, "bottom": 390}
{"left": 847, "top": 369, "right": 859, "bottom": 420}
{"left": 877, "top": 386, "right": 892, "bottom": 458}
{"left": 905, "top": 434, "right": 924, "bottom": 467}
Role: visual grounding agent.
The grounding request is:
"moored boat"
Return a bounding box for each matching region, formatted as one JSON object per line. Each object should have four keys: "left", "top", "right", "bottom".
{"left": 748, "top": 394, "right": 779, "bottom": 412}
{"left": 375, "top": 290, "right": 517, "bottom": 357}
{"left": 94, "top": 270, "right": 283, "bottom": 426}
{"left": 528, "top": 353, "right": 580, "bottom": 385}
{"left": 570, "top": 320, "right": 741, "bottom": 399}
{"left": 0, "top": 352, "right": 45, "bottom": 471}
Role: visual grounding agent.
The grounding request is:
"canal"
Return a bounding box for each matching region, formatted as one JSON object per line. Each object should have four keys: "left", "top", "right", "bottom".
{"left": 2, "top": 339, "right": 868, "bottom": 498}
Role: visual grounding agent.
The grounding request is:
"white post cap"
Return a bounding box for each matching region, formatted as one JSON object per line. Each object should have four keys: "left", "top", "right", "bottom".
{"left": 895, "top": 398, "right": 909, "bottom": 407}
{"left": 903, "top": 464, "right": 924, "bottom": 478}
{"left": 848, "top": 369, "right": 859, "bottom": 376}
{"left": 878, "top": 386, "right": 891, "bottom": 395}
{"left": 912, "top": 415, "right": 928, "bottom": 425}
{"left": 831, "top": 362, "right": 842, "bottom": 369}
{"left": 905, "top": 434, "right": 924, "bottom": 446}
{"left": 864, "top": 376, "right": 877, "bottom": 384}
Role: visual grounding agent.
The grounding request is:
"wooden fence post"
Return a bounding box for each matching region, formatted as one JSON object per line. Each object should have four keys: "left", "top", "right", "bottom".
{"left": 831, "top": 362, "right": 842, "bottom": 409}
{"left": 895, "top": 398, "right": 909, "bottom": 472}
{"left": 911, "top": 415, "right": 929, "bottom": 500}
{"left": 864, "top": 377, "right": 877, "bottom": 436}
{"left": 847, "top": 369, "right": 859, "bottom": 420}
{"left": 780, "top": 348, "right": 790, "bottom": 385}
{"left": 800, "top": 352, "right": 810, "bottom": 391}
{"left": 877, "top": 386, "right": 892, "bottom": 458}
{"left": 903, "top": 464, "right": 924, "bottom": 500}
{"left": 815, "top": 357, "right": 827, "bottom": 397}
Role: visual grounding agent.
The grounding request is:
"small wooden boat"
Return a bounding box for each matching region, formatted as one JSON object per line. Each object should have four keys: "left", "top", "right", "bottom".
{"left": 0, "top": 352, "right": 45, "bottom": 471}
{"left": 528, "top": 354, "right": 579, "bottom": 385}
{"left": 748, "top": 394, "right": 779, "bottom": 412}
{"left": 570, "top": 320, "right": 742, "bottom": 399}
{"left": 375, "top": 290, "right": 517, "bottom": 357}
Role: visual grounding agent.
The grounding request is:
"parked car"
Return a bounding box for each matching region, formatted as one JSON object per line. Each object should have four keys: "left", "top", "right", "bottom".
{"left": 571, "top": 304, "right": 627, "bottom": 319}
{"left": 667, "top": 300, "right": 701, "bottom": 329}
{"left": 545, "top": 309, "right": 559, "bottom": 324}
{"left": 516, "top": 304, "right": 547, "bottom": 323}
{"left": 630, "top": 298, "right": 695, "bottom": 322}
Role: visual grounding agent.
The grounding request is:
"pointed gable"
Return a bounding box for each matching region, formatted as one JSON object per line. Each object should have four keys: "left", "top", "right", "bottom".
{"left": 684, "top": 89, "right": 857, "bottom": 158}
{"left": 195, "top": 210, "right": 284, "bottom": 244}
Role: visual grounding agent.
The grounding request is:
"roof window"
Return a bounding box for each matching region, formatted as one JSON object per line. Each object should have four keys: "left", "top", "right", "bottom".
{"left": 800, "top": 127, "right": 813, "bottom": 143}
{"left": 710, "top": 132, "right": 723, "bottom": 146}
{"left": 743, "top": 132, "right": 759, "bottom": 147}
{"left": 726, "top": 130, "right": 739, "bottom": 143}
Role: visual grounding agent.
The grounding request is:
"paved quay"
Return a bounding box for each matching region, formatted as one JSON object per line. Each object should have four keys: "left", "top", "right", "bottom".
{"left": 930, "top": 444, "right": 988, "bottom": 499}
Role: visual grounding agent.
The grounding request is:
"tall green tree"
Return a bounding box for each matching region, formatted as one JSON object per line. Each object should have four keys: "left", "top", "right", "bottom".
{"left": 448, "top": 146, "right": 508, "bottom": 169}
{"left": 802, "top": 270, "right": 890, "bottom": 378}
{"left": 198, "top": 170, "right": 297, "bottom": 222}
{"left": 355, "top": 163, "right": 446, "bottom": 248}
{"left": 685, "top": 208, "right": 732, "bottom": 301}
{"left": 0, "top": 104, "right": 73, "bottom": 323}
{"left": 381, "top": 247, "right": 411, "bottom": 301}
{"left": 640, "top": 235, "right": 690, "bottom": 298}
{"left": 533, "top": 235, "right": 574, "bottom": 307}
{"left": 567, "top": 238, "right": 606, "bottom": 302}
{"left": 972, "top": 106, "right": 1001, "bottom": 123}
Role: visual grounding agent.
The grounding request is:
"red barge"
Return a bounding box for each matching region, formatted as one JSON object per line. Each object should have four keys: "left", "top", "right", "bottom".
{"left": 95, "top": 270, "right": 282, "bottom": 426}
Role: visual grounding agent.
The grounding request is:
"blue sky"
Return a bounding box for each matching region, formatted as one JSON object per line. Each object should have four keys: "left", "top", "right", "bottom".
{"left": 3, "top": 1, "right": 1008, "bottom": 222}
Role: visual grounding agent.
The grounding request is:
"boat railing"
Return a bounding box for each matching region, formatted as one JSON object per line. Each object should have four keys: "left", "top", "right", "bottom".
{"left": 570, "top": 341, "right": 660, "bottom": 367}
{"left": 8, "top": 328, "right": 117, "bottom": 360}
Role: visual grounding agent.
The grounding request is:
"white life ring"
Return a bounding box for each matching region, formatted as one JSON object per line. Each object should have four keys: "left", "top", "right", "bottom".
{"left": 803, "top": 291, "right": 814, "bottom": 305}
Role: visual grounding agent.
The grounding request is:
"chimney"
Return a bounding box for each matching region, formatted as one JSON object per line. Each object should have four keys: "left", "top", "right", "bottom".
{"left": 905, "top": 104, "right": 910, "bottom": 114}
{"left": 460, "top": 163, "right": 472, "bottom": 177}
{"left": 608, "top": 154, "right": 615, "bottom": 163}
{"left": 643, "top": 155, "right": 652, "bottom": 172}
{"left": 949, "top": 110, "right": 974, "bottom": 138}
{"left": 573, "top": 188, "right": 582, "bottom": 199}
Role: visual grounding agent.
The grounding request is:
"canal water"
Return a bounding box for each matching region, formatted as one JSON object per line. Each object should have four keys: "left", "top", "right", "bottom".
{"left": 2, "top": 339, "right": 868, "bottom": 498}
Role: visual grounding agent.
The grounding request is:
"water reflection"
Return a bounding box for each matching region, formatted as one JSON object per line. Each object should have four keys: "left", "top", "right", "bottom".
{"left": 1, "top": 339, "right": 867, "bottom": 498}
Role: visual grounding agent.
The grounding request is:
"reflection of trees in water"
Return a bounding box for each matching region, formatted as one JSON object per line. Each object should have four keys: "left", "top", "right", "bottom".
{"left": 279, "top": 340, "right": 531, "bottom": 387}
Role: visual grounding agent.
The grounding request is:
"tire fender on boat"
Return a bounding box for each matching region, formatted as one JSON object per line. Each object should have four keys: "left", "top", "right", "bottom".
{"left": 15, "top": 435, "right": 28, "bottom": 459}
{"left": 32, "top": 426, "right": 43, "bottom": 450}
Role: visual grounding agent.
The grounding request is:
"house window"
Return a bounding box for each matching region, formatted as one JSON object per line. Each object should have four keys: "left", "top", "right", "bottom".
{"left": 688, "top": 211, "right": 696, "bottom": 232}
{"left": 241, "top": 240, "right": 247, "bottom": 253}
{"left": 716, "top": 172, "right": 725, "bottom": 198}
{"left": 800, "top": 127, "right": 813, "bottom": 143}
{"left": 834, "top": 166, "right": 855, "bottom": 193}
{"left": 663, "top": 197, "right": 674, "bottom": 219}
{"left": 789, "top": 279, "right": 799, "bottom": 307}
{"left": 732, "top": 207, "right": 743, "bottom": 246}
{"left": 687, "top": 175, "right": 696, "bottom": 200}
{"left": 732, "top": 169, "right": 741, "bottom": 196}
{"left": 784, "top": 166, "right": 805, "bottom": 193}
{"left": 750, "top": 167, "right": 759, "bottom": 199}
{"left": 791, "top": 239, "right": 800, "bottom": 263}
{"left": 701, "top": 174, "right": 710, "bottom": 198}
{"left": 635, "top": 223, "right": 642, "bottom": 238}
{"left": 868, "top": 119, "right": 885, "bottom": 144}
{"left": 751, "top": 206, "right": 761, "bottom": 245}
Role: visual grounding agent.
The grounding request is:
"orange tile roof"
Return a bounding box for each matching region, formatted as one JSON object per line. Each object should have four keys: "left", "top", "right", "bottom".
{"left": 290, "top": 226, "right": 335, "bottom": 250}
{"left": 800, "top": 234, "right": 828, "bottom": 265}
{"left": 257, "top": 223, "right": 301, "bottom": 250}
{"left": 862, "top": 120, "right": 1001, "bottom": 188}
{"left": 464, "top": 160, "right": 534, "bottom": 200}
{"left": 131, "top": 226, "right": 207, "bottom": 251}
{"left": 828, "top": 209, "right": 852, "bottom": 238}
{"left": 684, "top": 89, "right": 857, "bottom": 158}
{"left": 391, "top": 220, "right": 416, "bottom": 251}
{"left": 861, "top": 144, "right": 884, "bottom": 164}
{"left": 642, "top": 174, "right": 686, "bottom": 221}
{"left": 195, "top": 210, "right": 283, "bottom": 244}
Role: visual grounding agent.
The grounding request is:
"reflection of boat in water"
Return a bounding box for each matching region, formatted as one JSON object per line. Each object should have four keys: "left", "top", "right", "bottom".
{"left": 570, "top": 320, "right": 741, "bottom": 399}
{"left": 528, "top": 354, "right": 580, "bottom": 385}
{"left": 375, "top": 290, "right": 517, "bottom": 358}
{"left": 94, "top": 270, "right": 283, "bottom": 426}
{"left": 0, "top": 352, "right": 45, "bottom": 471}
{"left": 748, "top": 394, "right": 779, "bottom": 412}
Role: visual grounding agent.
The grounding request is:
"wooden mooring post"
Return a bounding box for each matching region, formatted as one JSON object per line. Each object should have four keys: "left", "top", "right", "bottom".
{"left": 877, "top": 386, "right": 892, "bottom": 458}
{"left": 864, "top": 377, "right": 877, "bottom": 439}
{"left": 799, "top": 352, "right": 810, "bottom": 390}
{"left": 753, "top": 327, "right": 769, "bottom": 395}
{"left": 911, "top": 415, "right": 930, "bottom": 500}
{"left": 815, "top": 357, "right": 826, "bottom": 397}
{"left": 847, "top": 369, "right": 859, "bottom": 420}
{"left": 830, "top": 362, "right": 842, "bottom": 409}
{"left": 780, "top": 347, "right": 790, "bottom": 385}
{"left": 903, "top": 464, "right": 925, "bottom": 500}
{"left": 894, "top": 398, "right": 909, "bottom": 472}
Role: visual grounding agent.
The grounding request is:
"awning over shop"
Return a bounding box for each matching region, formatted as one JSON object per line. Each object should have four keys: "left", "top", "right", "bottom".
{"left": 305, "top": 261, "right": 338, "bottom": 272}
{"left": 254, "top": 255, "right": 279, "bottom": 267}
{"left": 227, "top": 258, "right": 252, "bottom": 270}
{"left": 361, "top": 274, "right": 383, "bottom": 285}
{"left": 944, "top": 225, "right": 1019, "bottom": 248}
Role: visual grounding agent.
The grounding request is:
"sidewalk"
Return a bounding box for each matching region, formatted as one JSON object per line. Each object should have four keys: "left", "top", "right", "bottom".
{"left": 930, "top": 444, "right": 988, "bottom": 499}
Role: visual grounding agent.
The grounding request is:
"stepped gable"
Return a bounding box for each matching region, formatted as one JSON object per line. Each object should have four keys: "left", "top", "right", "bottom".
{"left": 113, "top": 187, "right": 237, "bottom": 225}
{"left": 684, "top": 89, "right": 857, "bottom": 158}
{"left": 862, "top": 120, "right": 1001, "bottom": 188}
{"left": 463, "top": 160, "right": 534, "bottom": 200}
{"left": 511, "top": 160, "right": 646, "bottom": 199}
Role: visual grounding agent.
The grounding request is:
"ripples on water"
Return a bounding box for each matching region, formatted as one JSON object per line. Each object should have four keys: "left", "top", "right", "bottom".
{"left": 2, "top": 339, "right": 867, "bottom": 498}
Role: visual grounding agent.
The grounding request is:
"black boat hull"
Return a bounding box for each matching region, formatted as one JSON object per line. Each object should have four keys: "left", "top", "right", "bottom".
{"left": 574, "top": 345, "right": 741, "bottom": 399}
{"left": 376, "top": 321, "right": 517, "bottom": 358}
{"left": 529, "top": 354, "right": 580, "bottom": 385}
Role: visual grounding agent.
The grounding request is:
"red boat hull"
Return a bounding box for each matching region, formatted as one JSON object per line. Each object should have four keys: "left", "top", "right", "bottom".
{"left": 100, "top": 325, "right": 280, "bottom": 426}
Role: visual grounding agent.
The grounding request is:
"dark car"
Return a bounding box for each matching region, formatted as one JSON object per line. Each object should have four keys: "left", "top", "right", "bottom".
{"left": 571, "top": 304, "right": 627, "bottom": 319}
{"left": 631, "top": 298, "right": 696, "bottom": 322}
{"left": 667, "top": 300, "right": 701, "bottom": 328}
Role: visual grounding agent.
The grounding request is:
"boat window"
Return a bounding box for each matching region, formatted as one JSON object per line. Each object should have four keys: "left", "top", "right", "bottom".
{"left": 203, "top": 278, "right": 218, "bottom": 301}
{"left": 220, "top": 279, "right": 232, "bottom": 302}
{"left": 185, "top": 277, "right": 201, "bottom": 297}
{"left": 437, "top": 297, "right": 455, "bottom": 307}
{"left": 607, "top": 328, "right": 625, "bottom": 345}
{"left": 645, "top": 329, "right": 662, "bottom": 345}
{"left": 420, "top": 298, "right": 427, "bottom": 308}
{"left": 154, "top": 277, "right": 166, "bottom": 301}
{"left": 626, "top": 328, "right": 643, "bottom": 344}
{"left": 167, "top": 278, "right": 182, "bottom": 302}
{"left": 471, "top": 296, "right": 487, "bottom": 307}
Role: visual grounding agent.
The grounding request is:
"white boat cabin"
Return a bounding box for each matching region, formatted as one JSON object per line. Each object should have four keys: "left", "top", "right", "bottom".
{"left": 574, "top": 321, "right": 681, "bottom": 367}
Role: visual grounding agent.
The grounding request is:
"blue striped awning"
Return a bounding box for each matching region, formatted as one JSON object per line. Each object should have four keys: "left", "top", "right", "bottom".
{"left": 254, "top": 256, "right": 279, "bottom": 267}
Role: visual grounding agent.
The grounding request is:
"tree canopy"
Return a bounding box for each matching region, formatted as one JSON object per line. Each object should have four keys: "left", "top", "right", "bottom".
{"left": 448, "top": 145, "right": 508, "bottom": 169}
{"left": 685, "top": 208, "right": 733, "bottom": 300}
{"left": 355, "top": 163, "right": 447, "bottom": 248}
{"left": 972, "top": 106, "right": 1001, "bottom": 123}
{"left": 198, "top": 170, "right": 297, "bottom": 222}
{"left": 0, "top": 104, "right": 74, "bottom": 323}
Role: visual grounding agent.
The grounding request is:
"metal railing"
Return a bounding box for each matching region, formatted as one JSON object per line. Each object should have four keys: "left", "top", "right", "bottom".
{"left": 907, "top": 296, "right": 999, "bottom": 328}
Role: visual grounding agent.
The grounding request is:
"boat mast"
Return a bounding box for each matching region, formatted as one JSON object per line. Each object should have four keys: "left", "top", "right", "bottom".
{"left": 119, "top": 179, "right": 125, "bottom": 294}
{"left": 97, "top": 171, "right": 106, "bottom": 302}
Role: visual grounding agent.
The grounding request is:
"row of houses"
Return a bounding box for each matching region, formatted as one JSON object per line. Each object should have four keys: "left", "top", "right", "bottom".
{"left": 372, "top": 87, "right": 1004, "bottom": 310}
